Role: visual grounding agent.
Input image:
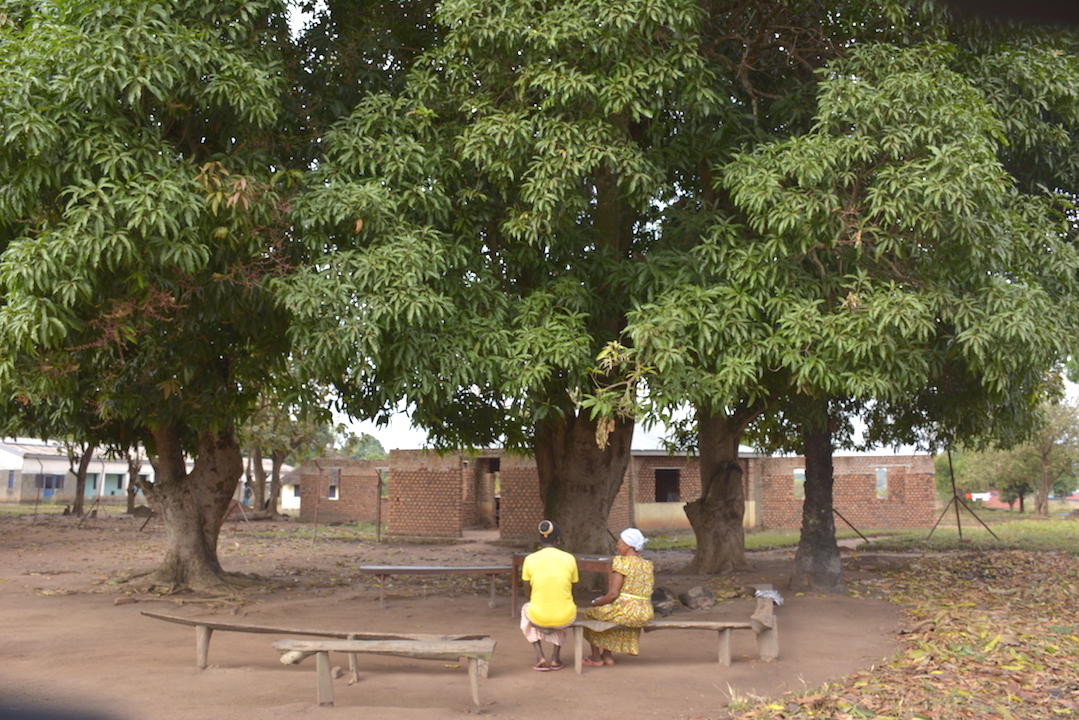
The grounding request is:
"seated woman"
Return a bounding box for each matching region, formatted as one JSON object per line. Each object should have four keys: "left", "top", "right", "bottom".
{"left": 519, "top": 520, "right": 579, "bottom": 671}
{"left": 582, "top": 528, "right": 654, "bottom": 666}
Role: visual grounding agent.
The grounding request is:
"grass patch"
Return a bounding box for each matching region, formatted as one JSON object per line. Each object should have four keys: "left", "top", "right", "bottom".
{"left": 237, "top": 521, "right": 382, "bottom": 542}
{"left": 862, "top": 514, "right": 1079, "bottom": 554}
{"left": 0, "top": 502, "right": 68, "bottom": 517}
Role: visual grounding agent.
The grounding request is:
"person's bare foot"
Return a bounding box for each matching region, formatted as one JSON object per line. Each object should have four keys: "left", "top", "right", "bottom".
{"left": 581, "top": 657, "right": 604, "bottom": 667}
{"left": 533, "top": 659, "right": 550, "bottom": 671}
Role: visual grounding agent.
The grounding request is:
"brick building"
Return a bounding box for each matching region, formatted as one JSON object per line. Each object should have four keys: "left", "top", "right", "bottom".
{"left": 299, "top": 447, "right": 936, "bottom": 540}
{"left": 295, "top": 457, "right": 387, "bottom": 525}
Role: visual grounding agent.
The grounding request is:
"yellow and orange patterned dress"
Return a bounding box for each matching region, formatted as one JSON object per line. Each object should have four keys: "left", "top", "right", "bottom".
{"left": 583, "top": 555, "right": 654, "bottom": 655}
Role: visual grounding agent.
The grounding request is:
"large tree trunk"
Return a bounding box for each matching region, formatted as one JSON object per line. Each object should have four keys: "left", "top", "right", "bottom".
{"left": 142, "top": 425, "right": 244, "bottom": 593}
{"left": 683, "top": 407, "right": 760, "bottom": 574}
{"left": 533, "top": 410, "right": 633, "bottom": 556}
{"left": 790, "top": 398, "right": 845, "bottom": 593}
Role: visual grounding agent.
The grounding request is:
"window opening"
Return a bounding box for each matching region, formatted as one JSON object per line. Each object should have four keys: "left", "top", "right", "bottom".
{"left": 654, "top": 469, "right": 680, "bottom": 502}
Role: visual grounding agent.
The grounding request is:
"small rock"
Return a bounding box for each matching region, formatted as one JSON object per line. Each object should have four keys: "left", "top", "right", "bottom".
{"left": 651, "top": 587, "right": 678, "bottom": 616}
{"left": 331, "top": 666, "right": 344, "bottom": 679}
{"left": 113, "top": 596, "right": 138, "bottom": 606}
{"left": 678, "top": 586, "right": 715, "bottom": 610}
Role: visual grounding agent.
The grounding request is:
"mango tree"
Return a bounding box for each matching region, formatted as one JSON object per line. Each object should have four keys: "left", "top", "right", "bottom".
{"left": 0, "top": 0, "right": 299, "bottom": 592}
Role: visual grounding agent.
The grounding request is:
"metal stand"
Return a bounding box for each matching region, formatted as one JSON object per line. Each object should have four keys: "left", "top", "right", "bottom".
{"left": 833, "top": 507, "right": 870, "bottom": 544}
{"left": 927, "top": 445, "right": 999, "bottom": 541}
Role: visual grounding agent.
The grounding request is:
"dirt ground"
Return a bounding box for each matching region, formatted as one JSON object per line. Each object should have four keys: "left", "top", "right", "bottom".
{"left": 0, "top": 511, "right": 908, "bottom": 720}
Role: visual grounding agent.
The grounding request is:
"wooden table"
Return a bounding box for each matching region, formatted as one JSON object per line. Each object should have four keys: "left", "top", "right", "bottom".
{"left": 359, "top": 565, "right": 514, "bottom": 609}
{"left": 510, "top": 554, "right": 612, "bottom": 617}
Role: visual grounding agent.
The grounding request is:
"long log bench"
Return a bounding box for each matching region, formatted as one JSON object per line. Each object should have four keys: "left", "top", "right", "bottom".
{"left": 358, "top": 565, "right": 514, "bottom": 610}
{"left": 273, "top": 637, "right": 497, "bottom": 707}
{"left": 140, "top": 610, "right": 486, "bottom": 671}
{"left": 570, "top": 589, "right": 779, "bottom": 673}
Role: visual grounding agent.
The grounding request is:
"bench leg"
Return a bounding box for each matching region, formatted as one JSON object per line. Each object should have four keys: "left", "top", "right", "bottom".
{"left": 573, "top": 625, "right": 585, "bottom": 674}
{"left": 488, "top": 575, "right": 497, "bottom": 609}
{"left": 348, "top": 652, "right": 359, "bottom": 684}
{"left": 467, "top": 657, "right": 482, "bottom": 706}
{"left": 716, "top": 628, "right": 732, "bottom": 667}
{"left": 754, "top": 619, "right": 779, "bottom": 661}
{"left": 377, "top": 575, "right": 388, "bottom": 610}
{"left": 195, "top": 625, "right": 213, "bottom": 670}
{"left": 511, "top": 574, "right": 518, "bottom": 617}
{"left": 462, "top": 655, "right": 489, "bottom": 679}
{"left": 315, "top": 651, "right": 335, "bottom": 706}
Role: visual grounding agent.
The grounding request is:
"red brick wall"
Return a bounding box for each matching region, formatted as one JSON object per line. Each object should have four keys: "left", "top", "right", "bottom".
{"left": 297, "top": 458, "right": 385, "bottom": 524}
{"left": 385, "top": 450, "right": 465, "bottom": 537}
{"left": 302, "top": 448, "right": 936, "bottom": 537}
{"left": 630, "top": 454, "right": 705, "bottom": 504}
{"left": 495, "top": 453, "right": 543, "bottom": 541}
{"left": 758, "top": 454, "right": 936, "bottom": 530}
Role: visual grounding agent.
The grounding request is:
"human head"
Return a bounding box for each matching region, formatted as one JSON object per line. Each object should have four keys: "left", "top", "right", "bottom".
{"left": 538, "top": 519, "right": 561, "bottom": 546}
{"left": 619, "top": 528, "right": 647, "bottom": 552}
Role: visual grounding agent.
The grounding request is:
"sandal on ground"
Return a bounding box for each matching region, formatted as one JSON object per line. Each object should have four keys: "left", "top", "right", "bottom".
{"left": 548, "top": 661, "right": 564, "bottom": 671}
{"left": 533, "top": 660, "right": 551, "bottom": 671}
{"left": 581, "top": 657, "right": 604, "bottom": 667}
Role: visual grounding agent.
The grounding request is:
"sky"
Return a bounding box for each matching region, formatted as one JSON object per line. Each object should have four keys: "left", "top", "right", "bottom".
{"left": 347, "top": 413, "right": 673, "bottom": 452}
{"left": 347, "top": 380, "right": 1079, "bottom": 455}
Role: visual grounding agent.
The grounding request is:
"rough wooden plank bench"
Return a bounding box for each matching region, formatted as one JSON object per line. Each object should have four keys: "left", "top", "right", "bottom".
{"left": 273, "top": 637, "right": 497, "bottom": 707}
{"left": 359, "top": 565, "right": 514, "bottom": 610}
{"left": 140, "top": 610, "right": 486, "bottom": 671}
{"left": 570, "top": 588, "right": 779, "bottom": 673}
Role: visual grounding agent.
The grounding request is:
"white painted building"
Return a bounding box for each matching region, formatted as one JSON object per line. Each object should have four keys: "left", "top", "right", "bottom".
{"left": 0, "top": 438, "right": 294, "bottom": 508}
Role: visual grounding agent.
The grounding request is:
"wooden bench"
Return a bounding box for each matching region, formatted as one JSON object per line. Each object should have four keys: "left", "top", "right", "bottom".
{"left": 140, "top": 611, "right": 486, "bottom": 671}
{"left": 359, "top": 565, "right": 513, "bottom": 610}
{"left": 570, "top": 589, "right": 779, "bottom": 673}
{"left": 273, "top": 637, "right": 497, "bottom": 707}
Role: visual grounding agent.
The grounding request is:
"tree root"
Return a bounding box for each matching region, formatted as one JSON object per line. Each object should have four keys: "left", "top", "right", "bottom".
{"left": 117, "top": 568, "right": 255, "bottom": 600}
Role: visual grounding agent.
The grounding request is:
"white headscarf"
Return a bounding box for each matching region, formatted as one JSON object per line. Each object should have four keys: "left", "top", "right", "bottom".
{"left": 620, "top": 528, "right": 647, "bottom": 551}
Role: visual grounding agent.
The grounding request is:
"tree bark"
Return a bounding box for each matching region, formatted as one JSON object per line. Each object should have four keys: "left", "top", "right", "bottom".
{"left": 252, "top": 445, "right": 267, "bottom": 510}
{"left": 68, "top": 444, "right": 95, "bottom": 517}
{"left": 1035, "top": 451, "right": 1051, "bottom": 517}
{"left": 268, "top": 449, "right": 286, "bottom": 516}
{"left": 126, "top": 450, "right": 142, "bottom": 515}
{"left": 533, "top": 410, "right": 634, "bottom": 556}
{"left": 790, "top": 398, "right": 845, "bottom": 593}
{"left": 142, "top": 425, "right": 243, "bottom": 593}
{"left": 683, "top": 406, "right": 761, "bottom": 574}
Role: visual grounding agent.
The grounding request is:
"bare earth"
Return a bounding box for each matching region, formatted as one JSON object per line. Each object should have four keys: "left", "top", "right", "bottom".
{"left": 0, "top": 512, "right": 906, "bottom": 720}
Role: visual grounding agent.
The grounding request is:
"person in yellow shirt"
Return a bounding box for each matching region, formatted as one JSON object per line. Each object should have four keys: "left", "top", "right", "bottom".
{"left": 520, "top": 520, "right": 579, "bottom": 671}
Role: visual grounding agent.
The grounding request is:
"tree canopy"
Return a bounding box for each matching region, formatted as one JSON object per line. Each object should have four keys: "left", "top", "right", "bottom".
{"left": 3, "top": 0, "right": 1079, "bottom": 591}
{"left": 0, "top": 0, "right": 301, "bottom": 590}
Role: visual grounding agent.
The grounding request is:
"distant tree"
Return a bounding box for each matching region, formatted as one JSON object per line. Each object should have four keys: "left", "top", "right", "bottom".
{"left": 958, "top": 401, "right": 1079, "bottom": 515}
{"left": 124, "top": 447, "right": 145, "bottom": 515}
{"left": 999, "top": 476, "right": 1032, "bottom": 512}
{"left": 336, "top": 431, "right": 388, "bottom": 461}
{"left": 240, "top": 384, "right": 331, "bottom": 515}
{"left": 62, "top": 441, "right": 97, "bottom": 517}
